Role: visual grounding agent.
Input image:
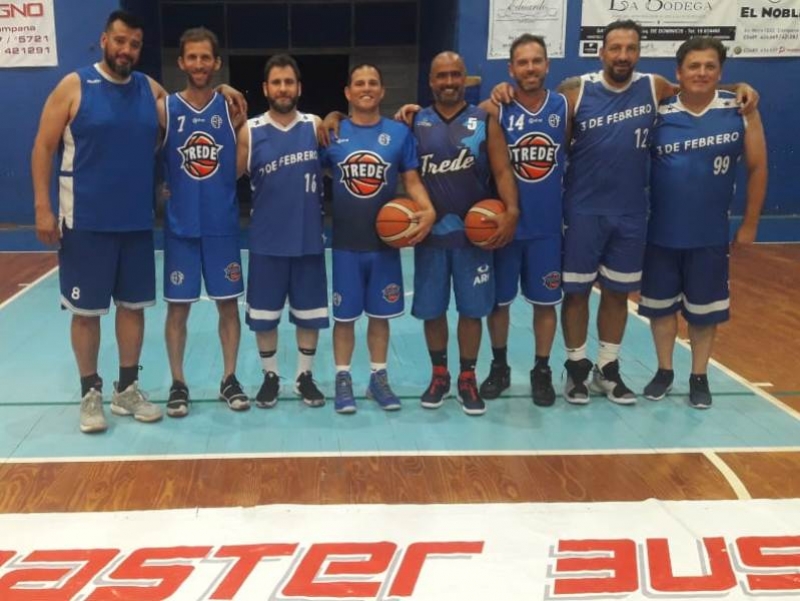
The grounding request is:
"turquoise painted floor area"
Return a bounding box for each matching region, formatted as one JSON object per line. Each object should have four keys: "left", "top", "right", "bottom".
{"left": 1, "top": 250, "right": 799, "bottom": 460}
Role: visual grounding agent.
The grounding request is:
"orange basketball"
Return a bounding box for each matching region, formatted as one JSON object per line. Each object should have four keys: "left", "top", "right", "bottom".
{"left": 465, "top": 199, "right": 505, "bottom": 246}
{"left": 376, "top": 198, "right": 420, "bottom": 248}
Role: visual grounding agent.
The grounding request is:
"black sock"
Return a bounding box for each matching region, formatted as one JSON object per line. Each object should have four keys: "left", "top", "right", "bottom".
{"left": 429, "top": 350, "right": 447, "bottom": 368}
{"left": 118, "top": 365, "right": 139, "bottom": 392}
{"left": 460, "top": 357, "right": 476, "bottom": 374}
{"left": 535, "top": 355, "right": 550, "bottom": 369}
{"left": 259, "top": 350, "right": 276, "bottom": 358}
{"left": 171, "top": 379, "right": 187, "bottom": 391}
{"left": 80, "top": 374, "right": 102, "bottom": 397}
{"left": 492, "top": 346, "right": 508, "bottom": 366}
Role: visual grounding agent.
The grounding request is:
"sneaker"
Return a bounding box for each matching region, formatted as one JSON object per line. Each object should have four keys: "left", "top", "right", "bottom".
{"left": 334, "top": 371, "right": 357, "bottom": 414}
{"left": 220, "top": 374, "right": 250, "bottom": 411}
{"left": 589, "top": 360, "right": 637, "bottom": 405}
{"left": 111, "top": 381, "right": 162, "bottom": 422}
{"left": 457, "top": 372, "right": 486, "bottom": 416}
{"left": 563, "top": 358, "right": 593, "bottom": 405}
{"left": 79, "top": 388, "right": 107, "bottom": 433}
{"left": 689, "top": 374, "right": 713, "bottom": 409}
{"left": 421, "top": 366, "right": 451, "bottom": 409}
{"left": 255, "top": 371, "right": 280, "bottom": 409}
{"left": 479, "top": 361, "right": 510, "bottom": 400}
{"left": 531, "top": 364, "right": 556, "bottom": 407}
{"left": 166, "top": 381, "right": 190, "bottom": 418}
{"left": 295, "top": 371, "right": 325, "bottom": 407}
{"left": 643, "top": 368, "right": 674, "bottom": 401}
{"left": 366, "top": 369, "right": 401, "bottom": 411}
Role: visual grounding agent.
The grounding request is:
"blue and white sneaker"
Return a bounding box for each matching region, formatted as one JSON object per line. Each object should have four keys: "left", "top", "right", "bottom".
{"left": 334, "top": 371, "right": 357, "bottom": 414}
{"left": 366, "top": 369, "right": 401, "bottom": 411}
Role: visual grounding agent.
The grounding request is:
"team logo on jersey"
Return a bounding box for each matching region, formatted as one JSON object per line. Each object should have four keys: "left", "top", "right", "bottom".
{"left": 473, "top": 264, "right": 491, "bottom": 286}
{"left": 224, "top": 262, "right": 242, "bottom": 283}
{"left": 170, "top": 271, "right": 185, "bottom": 286}
{"left": 548, "top": 114, "right": 561, "bottom": 128}
{"left": 332, "top": 292, "right": 342, "bottom": 307}
{"left": 378, "top": 133, "right": 391, "bottom": 146}
{"left": 382, "top": 283, "right": 401, "bottom": 303}
{"left": 508, "top": 132, "right": 560, "bottom": 183}
{"left": 179, "top": 132, "right": 223, "bottom": 180}
{"left": 211, "top": 114, "right": 223, "bottom": 129}
{"left": 542, "top": 271, "right": 561, "bottom": 291}
{"left": 338, "top": 151, "right": 390, "bottom": 198}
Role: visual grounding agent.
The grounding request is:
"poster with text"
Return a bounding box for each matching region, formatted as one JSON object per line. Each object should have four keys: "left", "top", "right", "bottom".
{"left": 732, "top": 0, "right": 800, "bottom": 57}
{"left": 0, "top": 0, "right": 58, "bottom": 67}
{"left": 579, "top": 0, "right": 737, "bottom": 57}
{"left": 488, "top": 0, "right": 568, "bottom": 59}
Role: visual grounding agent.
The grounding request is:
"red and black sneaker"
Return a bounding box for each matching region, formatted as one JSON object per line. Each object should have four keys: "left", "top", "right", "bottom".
{"left": 457, "top": 372, "right": 486, "bottom": 416}
{"left": 421, "top": 366, "right": 451, "bottom": 409}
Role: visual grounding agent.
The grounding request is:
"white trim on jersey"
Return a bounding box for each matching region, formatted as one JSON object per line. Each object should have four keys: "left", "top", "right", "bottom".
{"left": 574, "top": 76, "right": 587, "bottom": 114}
{"left": 593, "top": 70, "right": 647, "bottom": 94}
{"left": 61, "top": 123, "right": 76, "bottom": 173}
{"left": 245, "top": 304, "right": 282, "bottom": 321}
{"left": 684, "top": 297, "right": 730, "bottom": 316}
{"left": 647, "top": 73, "right": 658, "bottom": 110}
{"left": 289, "top": 306, "right": 329, "bottom": 320}
{"left": 599, "top": 264, "right": 641, "bottom": 283}
{"left": 509, "top": 91, "right": 551, "bottom": 117}
{"left": 161, "top": 94, "right": 171, "bottom": 150}
{"left": 175, "top": 91, "right": 217, "bottom": 114}
{"left": 58, "top": 175, "right": 75, "bottom": 229}
{"left": 92, "top": 62, "right": 131, "bottom": 85}
{"left": 639, "top": 294, "right": 682, "bottom": 309}
{"left": 562, "top": 270, "right": 597, "bottom": 284}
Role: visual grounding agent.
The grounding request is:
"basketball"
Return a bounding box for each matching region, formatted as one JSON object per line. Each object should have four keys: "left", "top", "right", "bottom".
{"left": 465, "top": 199, "right": 505, "bottom": 246}
{"left": 376, "top": 198, "right": 420, "bottom": 248}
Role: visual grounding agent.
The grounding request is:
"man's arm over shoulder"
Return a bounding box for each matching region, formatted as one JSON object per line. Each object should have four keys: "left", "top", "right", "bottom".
{"left": 478, "top": 98, "right": 500, "bottom": 121}
{"left": 653, "top": 74, "right": 679, "bottom": 103}
{"left": 735, "top": 109, "right": 768, "bottom": 244}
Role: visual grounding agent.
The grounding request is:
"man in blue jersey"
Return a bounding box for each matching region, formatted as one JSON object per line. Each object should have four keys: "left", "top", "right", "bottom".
{"left": 31, "top": 10, "right": 166, "bottom": 433}
{"left": 322, "top": 64, "right": 436, "bottom": 414}
{"left": 477, "top": 34, "right": 569, "bottom": 408}
{"left": 638, "top": 37, "right": 767, "bottom": 409}
{"left": 236, "top": 54, "right": 329, "bottom": 409}
{"left": 412, "top": 52, "right": 519, "bottom": 416}
{"left": 159, "top": 28, "right": 248, "bottom": 417}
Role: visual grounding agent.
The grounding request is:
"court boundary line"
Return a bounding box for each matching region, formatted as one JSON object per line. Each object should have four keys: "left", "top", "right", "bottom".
{"left": 5, "top": 446, "right": 800, "bottom": 465}
{"left": 703, "top": 451, "right": 752, "bottom": 500}
{"left": 625, "top": 297, "right": 800, "bottom": 423}
{"left": 0, "top": 265, "right": 57, "bottom": 311}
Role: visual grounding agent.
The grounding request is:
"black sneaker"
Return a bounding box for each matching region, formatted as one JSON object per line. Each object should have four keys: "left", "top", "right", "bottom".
{"left": 457, "top": 372, "right": 486, "bottom": 416}
{"left": 531, "top": 364, "right": 555, "bottom": 407}
{"left": 295, "top": 371, "right": 325, "bottom": 407}
{"left": 255, "top": 371, "right": 280, "bottom": 409}
{"left": 689, "top": 374, "right": 713, "bottom": 409}
{"left": 563, "top": 358, "right": 593, "bottom": 405}
{"left": 220, "top": 374, "right": 250, "bottom": 411}
{"left": 643, "top": 368, "right": 674, "bottom": 401}
{"left": 166, "top": 381, "right": 190, "bottom": 418}
{"left": 421, "top": 366, "right": 451, "bottom": 409}
{"left": 589, "top": 360, "right": 637, "bottom": 405}
{"left": 479, "top": 361, "right": 510, "bottom": 400}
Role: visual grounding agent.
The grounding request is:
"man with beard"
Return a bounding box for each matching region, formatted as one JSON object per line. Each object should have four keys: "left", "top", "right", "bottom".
{"left": 31, "top": 10, "right": 165, "bottom": 433}
{"left": 411, "top": 52, "right": 519, "bottom": 416}
{"left": 236, "top": 54, "right": 329, "bottom": 409}
{"left": 477, "top": 34, "right": 569, "bottom": 408}
{"left": 159, "top": 28, "right": 248, "bottom": 417}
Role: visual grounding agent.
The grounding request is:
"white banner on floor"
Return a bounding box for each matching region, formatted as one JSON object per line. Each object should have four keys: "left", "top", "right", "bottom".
{"left": 488, "top": 0, "right": 568, "bottom": 59}
{"left": 0, "top": 0, "right": 57, "bottom": 67}
{"left": 1, "top": 500, "right": 800, "bottom": 599}
{"left": 579, "top": 0, "right": 738, "bottom": 56}
{"left": 732, "top": 0, "right": 800, "bottom": 57}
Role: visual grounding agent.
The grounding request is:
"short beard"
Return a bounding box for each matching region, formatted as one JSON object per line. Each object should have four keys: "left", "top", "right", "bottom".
{"left": 606, "top": 65, "right": 632, "bottom": 84}
{"left": 104, "top": 53, "right": 132, "bottom": 78}
{"left": 268, "top": 96, "right": 297, "bottom": 114}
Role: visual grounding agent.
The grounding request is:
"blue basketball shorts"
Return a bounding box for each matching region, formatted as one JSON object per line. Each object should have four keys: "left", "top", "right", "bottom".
{"left": 411, "top": 244, "right": 494, "bottom": 320}
{"left": 59, "top": 227, "right": 155, "bottom": 315}
{"left": 332, "top": 249, "right": 404, "bottom": 321}
{"left": 494, "top": 236, "right": 563, "bottom": 306}
{"left": 562, "top": 212, "right": 646, "bottom": 293}
{"left": 163, "top": 233, "right": 243, "bottom": 302}
{"left": 245, "top": 252, "right": 329, "bottom": 331}
{"left": 638, "top": 244, "right": 730, "bottom": 325}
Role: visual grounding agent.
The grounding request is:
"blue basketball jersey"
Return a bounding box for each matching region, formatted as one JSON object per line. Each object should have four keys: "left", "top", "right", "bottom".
{"left": 162, "top": 92, "right": 239, "bottom": 238}
{"left": 413, "top": 104, "right": 493, "bottom": 248}
{"left": 499, "top": 92, "right": 568, "bottom": 239}
{"left": 321, "top": 117, "right": 419, "bottom": 252}
{"left": 59, "top": 65, "right": 158, "bottom": 231}
{"left": 649, "top": 91, "right": 745, "bottom": 249}
{"left": 564, "top": 71, "right": 657, "bottom": 216}
{"left": 247, "top": 112, "right": 324, "bottom": 256}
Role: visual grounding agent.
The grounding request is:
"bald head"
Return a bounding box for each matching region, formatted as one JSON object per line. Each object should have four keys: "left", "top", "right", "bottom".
{"left": 429, "top": 51, "right": 467, "bottom": 110}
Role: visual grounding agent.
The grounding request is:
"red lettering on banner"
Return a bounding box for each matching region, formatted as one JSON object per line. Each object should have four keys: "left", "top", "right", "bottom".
{"left": 209, "top": 543, "right": 298, "bottom": 600}
{"left": 552, "top": 539, "right": 638, "bottom": 596}
{"left": 388, "top": 541, "right": 484, "bottom": 596}
{"left": 86, "top": 546, "right": 212, "bottom": 601}
{"left": 0, "top": 551, "right": 14, "bottom": 567}
{"left": 738, "top": 536, "right": 800, "bottom": 592}
{"left": 0, "top": 3, "right": 44, "bottom": 18}
{"left": 647, "top": 537, "right": 736, "bottom": 592}
{"left": 0, "top": 549, "right": 118, "bottom": 601}
{"left": 282, "top": 542, "right": 396, "bottom": 598}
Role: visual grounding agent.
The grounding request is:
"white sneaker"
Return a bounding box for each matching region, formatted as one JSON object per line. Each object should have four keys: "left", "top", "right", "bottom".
{"left": 79, "top": 388, "right": 107, "bottom": 433}
{"left": 111, "top": 381, "right": 163, "bottom": 422}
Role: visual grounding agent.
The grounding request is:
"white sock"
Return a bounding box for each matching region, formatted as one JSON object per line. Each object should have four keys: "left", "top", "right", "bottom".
{"left": 370, "top": 362, "right": 387, "bottom": 373}
{"left": 259, "top": 351, "right": 278, "bottom": 374}
{"left": 335, "top": 365, "right": 351, "bottom": 374}
{"left": 597, "top": 341, "right": 620, "bottom": 370}
{"left": 297, "top": 348, "right": 315, "bottom": 378}
{"left": 566, "top": 343, "right": 587, "bottom": 362}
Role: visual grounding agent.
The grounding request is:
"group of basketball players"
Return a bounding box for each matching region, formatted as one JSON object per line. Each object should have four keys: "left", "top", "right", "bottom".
{"left": 31, "top": 10, "right": 766, "bottom": 434}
